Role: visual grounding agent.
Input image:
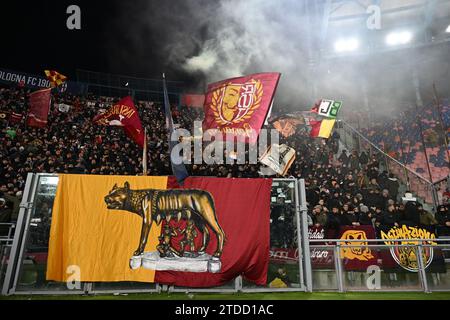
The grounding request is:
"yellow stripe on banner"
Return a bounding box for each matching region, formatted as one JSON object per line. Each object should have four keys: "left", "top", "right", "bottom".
{"left": 46, "top": 174, "right": 168, "bottom": 283}
{"left": 318, "top": 119, "right": 336, "bottom": 138}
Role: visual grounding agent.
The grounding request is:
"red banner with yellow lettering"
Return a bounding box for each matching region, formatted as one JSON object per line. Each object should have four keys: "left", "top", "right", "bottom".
{"left": 202, "top": 73, "right": 280, "bottom": 143}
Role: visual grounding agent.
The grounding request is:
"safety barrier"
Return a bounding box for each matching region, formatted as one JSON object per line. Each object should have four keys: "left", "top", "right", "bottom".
{"left": 1, "top": 173, "right": 449, "bottom": 295}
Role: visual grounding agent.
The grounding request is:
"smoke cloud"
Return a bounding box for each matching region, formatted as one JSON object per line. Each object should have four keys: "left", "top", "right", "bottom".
{"left": 108, "top": 0, "right": 450, "bottom": 119}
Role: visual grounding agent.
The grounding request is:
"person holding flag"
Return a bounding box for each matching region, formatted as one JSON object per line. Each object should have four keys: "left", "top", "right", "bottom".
{"left": 92, "top": 96, "right": 145, "bottom": 148}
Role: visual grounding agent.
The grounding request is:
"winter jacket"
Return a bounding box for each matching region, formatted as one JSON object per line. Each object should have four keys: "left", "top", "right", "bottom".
{"left": 386, "top": 178, "right": 400, "bottom": 200}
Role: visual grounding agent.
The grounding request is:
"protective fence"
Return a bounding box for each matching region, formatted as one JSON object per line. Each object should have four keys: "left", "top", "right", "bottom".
{"left": 1, "top": 173, "right": 450, "bottom": 295}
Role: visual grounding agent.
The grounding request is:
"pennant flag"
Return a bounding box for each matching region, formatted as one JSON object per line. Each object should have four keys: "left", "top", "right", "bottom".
{"left": 44, "top": 70, "right": 67, "bottom": 88}
{"left": 163, "top": 74, "right": 189, "bottom": 185}
{"left": 92, "top": 96, "right": 145, "bottom": 148}
{"left": 259, "top": 144, "right": 296, "bottom": 176}
{"left": 203, "top": 72, "right": 281, "bottom": 143}
{"left": 47, "top": 175, "right": 272, "bottom": 287}
{"left": 27, "top": 88, "right": 52, "bottom": 128}
{"left": 181, "top": 94, "right": 205, "bottom": 108}
{"left": 309, "top": 119, "right": 336, "bottom": 139}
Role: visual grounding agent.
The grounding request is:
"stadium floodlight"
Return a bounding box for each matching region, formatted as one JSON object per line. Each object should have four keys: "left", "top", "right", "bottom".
{"left": 446, "top": 24, "right": 450, "bottom": 33}
{"left": 334, "top": 38, "right": 359, "bottom": 53}
{"left": 386, "top": 31, "right": 413, "bottom": 46}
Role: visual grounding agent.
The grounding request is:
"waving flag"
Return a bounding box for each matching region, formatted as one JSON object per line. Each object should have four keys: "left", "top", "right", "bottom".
{"left": 44, "top": 70, "right": 67, "bottom": 88}
{"left": 203, "top": 72, "right": 281, "bottom": 143}
{"left": 93, "top": 96, "right": 145, "bottom": 147}
{"left": 27, "top": 88, "right": 52, "bottom": 128}
{"left": 309, "top": 119, "right": 336, "bottom": 139}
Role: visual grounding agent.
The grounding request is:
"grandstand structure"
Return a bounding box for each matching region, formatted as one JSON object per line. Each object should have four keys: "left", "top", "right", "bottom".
{"left": 76, "top": 69, "right": 185, "bottom": 103}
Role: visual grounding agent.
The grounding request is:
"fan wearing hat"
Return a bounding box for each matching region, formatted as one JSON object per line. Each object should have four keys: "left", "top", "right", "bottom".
{"left": 312, "top": 205, "right": 327, "bottom": 227}
{"left": 401, "top": 192, "right": 417, "bottom": 203}
{"left": 400, "top": 192, "right": 420, "bottom": 227}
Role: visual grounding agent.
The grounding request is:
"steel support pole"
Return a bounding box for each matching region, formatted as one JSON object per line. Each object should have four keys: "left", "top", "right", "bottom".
{"left": 2, "top": 173, "right": 35, "bottom": 295}
{"left": 294, "top": 180, "right": 305, "bottom": 290}
{"left": 416, "top": 244, "right": 429, "bottom": 293}
{"left": 299, "top": 179, "right": 312, "bottom": 292}
{"left": 335, "top": 243, "right": 344, "bottom": 293}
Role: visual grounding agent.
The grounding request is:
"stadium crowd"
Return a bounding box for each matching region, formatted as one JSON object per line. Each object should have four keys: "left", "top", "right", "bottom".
{"left": 0, "top": 83, "right": 449, "bottom": 242}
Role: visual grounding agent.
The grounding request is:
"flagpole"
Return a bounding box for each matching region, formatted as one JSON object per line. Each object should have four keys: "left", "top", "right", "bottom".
{"left": 142, "top": 127, "right": 148, "bottom": 176}
{"left": 415, "top": 104, "right": 434, "bottom": 183}
{"left": 432, "top": 83, "right": 450, "bottom": 167}
{"left": 162, "top": 72, "right": 188, "bottom": 184}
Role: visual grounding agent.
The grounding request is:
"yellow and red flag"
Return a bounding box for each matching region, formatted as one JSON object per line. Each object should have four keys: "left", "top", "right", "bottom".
{"left": 309, "top": 119, "right": 336, "bottom": 139}
{"left": 203, "top": 72, "right": 281, "bottom": 143}
{"left": 44, "top": 70, "right": 67, "bottom": 88}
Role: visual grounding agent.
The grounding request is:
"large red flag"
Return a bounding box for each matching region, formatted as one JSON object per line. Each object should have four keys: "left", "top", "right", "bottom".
{"left": 155, "top": 176, "right": 273, "bottom": 287}
{"left": 93, "top": 96, "right": 145, "bottom": 147}
{"left": 203, "top": 73, "right": 281, "bottom": 143}
{"left": 27, "top": 88, "right": 52, "bottom": 128}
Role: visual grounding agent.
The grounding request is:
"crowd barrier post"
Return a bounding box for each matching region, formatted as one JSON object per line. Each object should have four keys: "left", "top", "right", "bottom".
{"left": 416, "top": 244, "right": 430, "bottom": 293}
{"left": 334, "top": 243, "right": 344, "bottom": 293}
{"left": 294, "top": 179, "right": 305, "bottom": 290}
{"left": 298, "top": 179, "right": 312, "bottom": 292}
{"left": 2, "top": 173, "right": 36, "bottom": 295}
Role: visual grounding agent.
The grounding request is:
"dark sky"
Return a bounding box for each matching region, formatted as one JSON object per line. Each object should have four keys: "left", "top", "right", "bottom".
{"left": 0, "top": 0, "right": 197, "bottom": 83}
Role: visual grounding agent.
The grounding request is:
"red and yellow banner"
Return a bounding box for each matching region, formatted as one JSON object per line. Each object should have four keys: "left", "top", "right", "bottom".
{"left": 47, "top": 175, "right": 168, "bottom": 282}
{"left": 309, "top": 119, "right": 336, "bottom": 139}
{"left": 47, "top": 175, "right": 272, "bottom": 287}
{"left": 203, "top": 73, "right": 281, "bottom": 143}
{"left": 339, "top": 226, "right": 378, "bottom": 271}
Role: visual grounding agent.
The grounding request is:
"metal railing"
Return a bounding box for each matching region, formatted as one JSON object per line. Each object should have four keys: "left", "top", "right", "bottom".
{"left": 336, "top": 119, "right": 445, "bottom": 208}
{"left": 2, "top": 173, "right": 450, "bottom": 295}
{"left": 0, "top": 223, "right": 15, "bottom": 290}
{"left": 308, "top": 238, "right": 450, "bottom": 293}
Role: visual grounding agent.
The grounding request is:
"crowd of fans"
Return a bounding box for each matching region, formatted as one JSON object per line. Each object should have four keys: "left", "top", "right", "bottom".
{"left": 1, "top": 83, "right": 449, "bottom": 242}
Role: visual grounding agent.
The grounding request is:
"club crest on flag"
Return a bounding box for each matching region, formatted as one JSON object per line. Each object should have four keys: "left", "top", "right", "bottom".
{"left": 381, "top": 225, "right": 437, "bottom": 272}
{"left": 211, "top": 79, "right": 263, "bottom": 126}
